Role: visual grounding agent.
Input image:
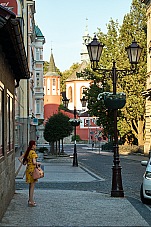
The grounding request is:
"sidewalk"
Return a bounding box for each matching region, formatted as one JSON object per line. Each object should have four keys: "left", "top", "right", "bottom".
{"left": 0, "top": 153, "right": 150, "bottom": 226}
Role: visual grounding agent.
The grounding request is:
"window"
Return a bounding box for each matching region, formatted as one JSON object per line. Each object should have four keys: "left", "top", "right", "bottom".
{"left": 7, "top": 90, "right": 13, "bottom": 152}
{"left": 52, "top": 79, "right": 56, "bottom": 95}
{"left": 0, "top": 82, "right": 4, "bottom": 156}
{"left": 44, "top": 78, "right": 46, "bottom": 86}
{"left": 52, "top": 79, "right": 56, "bottom": 86}
{"left": 68, "top": 86, "right": 72, "bottom": 102}
{"left": 47, "top": 79, "right": 50, "bottom": 95}
{"left": 36, "top": 73, "right": 40, "bottom": 87}
{"left": 85, "top": 119, "right": 90, "bottom": 126}
{"left": 36, "top": 48, "right": 40, "bottom": 60}
{"left": 80, "top": 86, "right": 87, "bottom": 99}
{"left": 37, "top": 78, "right": 40, "bottom": 87}
{"left": 36, "top": 100, "right": 40, "bottom": 114}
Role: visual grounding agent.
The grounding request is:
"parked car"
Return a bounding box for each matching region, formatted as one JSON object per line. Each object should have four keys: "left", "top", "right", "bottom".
{"left": 140, "top": 158, "right": 151, "bottom": 204}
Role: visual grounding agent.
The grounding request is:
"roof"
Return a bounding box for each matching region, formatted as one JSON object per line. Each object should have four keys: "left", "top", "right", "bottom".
{"left": 35, "top": 25, "right": 45, "bottom": 44}
{"left": 0, "top": 5, "right": 30, "bottom": 81}
{"left": 44, "top": 51, "right": 60, "bottom": 77}
{"left": 66, "top": 60, "right": 88, "bottom": 82}
{"left": 35, "top": 25, "right": 45, "bottom": 38}
{"left": 79, "top": 110, "right": 89, "bottom": 117}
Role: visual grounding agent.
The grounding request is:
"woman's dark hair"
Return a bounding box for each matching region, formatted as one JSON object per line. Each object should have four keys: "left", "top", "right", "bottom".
{"left": 23, "top": 140, "right": 36, "bottom": 165}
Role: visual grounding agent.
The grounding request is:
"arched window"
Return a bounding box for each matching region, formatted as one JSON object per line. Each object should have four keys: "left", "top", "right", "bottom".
{"left": 80, "top": 86, "right": 87, "bottom": 99}
{"left": 68, "top": 86, "right": 72, "bottom": 102}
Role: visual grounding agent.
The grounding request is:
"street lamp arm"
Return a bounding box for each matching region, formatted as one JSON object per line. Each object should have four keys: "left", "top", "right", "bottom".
{"left": 92, "top": 64, "right": 139, "bottom": 78}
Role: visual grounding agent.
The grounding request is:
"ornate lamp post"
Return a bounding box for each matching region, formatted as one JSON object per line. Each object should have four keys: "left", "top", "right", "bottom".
{"left": 69, "top": 108, "right": 81, "bottom": 167}
{"left": 62, "top": 94, "right": 84, "bottom": 167}
{"left": 87, "top": 35, "right": 142, "bottom": 197}
{"left": 62, "top": 95, "right": 69, "bottom": 109}
{"left": 70, "top": 96, "right": 88, "bottom": 166}
{"left": 80, "top": 95, "right": 87, "bottom": 108}
{"left": 62, "top": 95, "right": 69, "bottom": 153}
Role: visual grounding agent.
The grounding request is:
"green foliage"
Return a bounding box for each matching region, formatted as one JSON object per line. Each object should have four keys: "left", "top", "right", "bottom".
{"left": 58, "top": 104, "right": 68, "bottom": 111}
{"left": 79, "top": 0, "right": 147, "bottom": 145}
{"left": 38, "top": 119, "right": 44, "bottom": 126}
{"left": 60, "top": 63, "right": 80, "bottom": 92}
{"left": 116, "top": 0, "right": 147, "bottom": 145}
{"left": 38, "top": 147, "right": 48, "bottom": 153}
{"left": 102, "top": 142, "right": 113, "bottom": 151}
{"left": 71, "top": 135, "right": 81, "bottom": 142}
{"left": 43, "top": 61, "right": 49, "bottom": 75}
{"left": 44, "top": 112, "right": 73, "bottom": 143}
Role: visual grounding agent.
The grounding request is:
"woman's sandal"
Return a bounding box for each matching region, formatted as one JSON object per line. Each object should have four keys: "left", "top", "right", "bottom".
{"left": 28, "top": 201, "right": 37, "bottom": 207}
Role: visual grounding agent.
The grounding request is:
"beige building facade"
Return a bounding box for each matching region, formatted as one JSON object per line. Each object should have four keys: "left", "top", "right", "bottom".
{"left": 0, "top": 4, "right": 29, "bottom": 220}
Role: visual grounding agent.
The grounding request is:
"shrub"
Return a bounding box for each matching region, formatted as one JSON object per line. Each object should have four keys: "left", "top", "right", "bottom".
{"left": 101, "top": 142, "right": 144, "bottom": 155}
{"left": 71, "top": 135, "right": 81, "bottom": 142}
{"left": 38, "top": 147, "right": 48, "bottom": 153}
{"left": 102, "top": 141, "right": 113, "bottom": 151}
{"left": 119, "top": 145, "right": 144, "bottom": 155}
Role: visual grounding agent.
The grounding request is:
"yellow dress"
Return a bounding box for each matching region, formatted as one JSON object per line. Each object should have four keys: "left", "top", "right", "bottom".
{"left": 26, "top": 149, "right": 38, "bottom": 183}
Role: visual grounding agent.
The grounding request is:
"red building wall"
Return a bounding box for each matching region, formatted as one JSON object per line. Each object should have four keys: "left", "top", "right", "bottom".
{"left": 44, "top": 104, "right": 60, "bottom": 119}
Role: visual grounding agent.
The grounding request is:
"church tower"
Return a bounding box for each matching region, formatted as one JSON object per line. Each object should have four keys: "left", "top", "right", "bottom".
{"left": 80, "top": 18, "right": 91, "bottom": 62}
{"left": 44, "top": 49, "right": 60, "bottom": 119}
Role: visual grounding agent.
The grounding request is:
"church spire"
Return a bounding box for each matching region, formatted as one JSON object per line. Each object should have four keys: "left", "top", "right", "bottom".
{"left": 48, "top": 49, "right": 56, "bottom": 72}
{"left": 80, "top": 18, "right": 91, "bottom": 62}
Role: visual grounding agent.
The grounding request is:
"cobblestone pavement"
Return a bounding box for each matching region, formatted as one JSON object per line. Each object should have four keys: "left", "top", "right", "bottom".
{"left": 1, "top": 151, "right": 151, "bottom": 226}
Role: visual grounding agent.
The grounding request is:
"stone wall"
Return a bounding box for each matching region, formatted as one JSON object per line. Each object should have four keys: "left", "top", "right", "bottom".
{"left": 0, "top": 48, "right": 15, "bottom": 220}
{"left": 0, "top": 153, "right": 15, "bottom": 220}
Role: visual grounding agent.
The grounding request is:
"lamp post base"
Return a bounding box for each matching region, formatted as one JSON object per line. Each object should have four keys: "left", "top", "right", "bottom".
{"left": 111, "top": 165, "right": 124, "bottom": 197}
{"left": 111, "top": 190, "right": 124, "bottom": 197}
{"left": 73, "top": 144, "right": 78, "bottom": 167}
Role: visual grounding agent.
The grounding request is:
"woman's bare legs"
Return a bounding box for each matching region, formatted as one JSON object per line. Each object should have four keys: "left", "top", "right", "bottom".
{"left": 29, "top": 182, "right": 36, "bottom": 205}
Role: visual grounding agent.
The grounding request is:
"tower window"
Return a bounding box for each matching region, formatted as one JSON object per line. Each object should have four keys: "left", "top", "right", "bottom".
{"left": 68, "top": 86, "right": 72, "bottom": 102}
{"left": 52, "top": 79, "right": 56, "bottom": 86}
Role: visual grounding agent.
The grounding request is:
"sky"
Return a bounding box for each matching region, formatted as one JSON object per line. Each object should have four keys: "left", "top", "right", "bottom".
{"left": 35, "top": 0, "right": 133, "bottom": 72}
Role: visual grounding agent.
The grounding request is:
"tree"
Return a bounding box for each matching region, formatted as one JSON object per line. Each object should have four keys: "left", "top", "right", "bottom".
{"left": 60, "top": 63, "right": 80, "bottom": 92}
{"left": 117, "top": 0, "right": 147, "bottom": 146}
{"left": 78, "top": 0, "right": 147, "bottom": 146}
{"left": 79, "top": 19, "right": 120, "bottom": 138}
{"left": 44, "top": 112, "right": 73, "bottom": 154}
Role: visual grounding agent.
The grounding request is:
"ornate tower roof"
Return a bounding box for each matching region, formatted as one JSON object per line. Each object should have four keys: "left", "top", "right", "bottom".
{"left": 45, "top": 49, "right": 60, "bottom": 76}
{"left": 48, "top": 50, "right": 56, "bottom": 72}
{"left": 35, "top": 25, "right": 45, "bottom": 44}
{"left": 35, "top": 25, "right": 43, "bottom": 37}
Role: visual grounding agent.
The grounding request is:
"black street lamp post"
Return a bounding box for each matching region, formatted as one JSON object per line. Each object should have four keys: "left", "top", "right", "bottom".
{"left": 62, "top": 95, "right": 69, "bottom": 153}
{"left": 69, "top": 107, "right": 81, "bottom": 167}
{"left": 87, "top": 35, "right": 142, "bottom": 197}
{"left": 62, "top": 95, "right": 86, "bottom": 167}
{"left": 71, "top": 96, "right": 88, "bottom": 167}
{"left": 73, "top": 107, "right": 79, "bottom": 167}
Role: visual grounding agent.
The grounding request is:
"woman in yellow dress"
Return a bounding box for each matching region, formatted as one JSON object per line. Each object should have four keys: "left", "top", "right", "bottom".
{"left": 19, "top": 140, "right": 40, "bottom": 207}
